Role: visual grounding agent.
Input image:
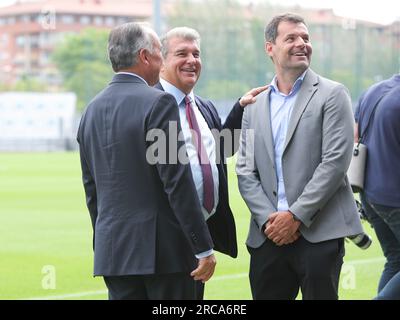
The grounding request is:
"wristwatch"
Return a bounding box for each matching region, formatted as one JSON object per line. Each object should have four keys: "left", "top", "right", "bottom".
{"left": 291, "top": 213, "right": 301, "bottom": 222}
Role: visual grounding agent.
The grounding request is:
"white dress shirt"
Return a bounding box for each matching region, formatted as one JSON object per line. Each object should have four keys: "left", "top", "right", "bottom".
{"left": 160, "top": 78, "right": 219, "bottom": 259}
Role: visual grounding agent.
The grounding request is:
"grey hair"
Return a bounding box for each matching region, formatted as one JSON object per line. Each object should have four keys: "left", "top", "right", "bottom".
{"left": 108, "top": 22, "right": 157, "bottom": 72}
{"left": 264, "top": 13, "right": 306, "bottom": 43}
{"left": 160, "top": 27, "right": 201, "bottom": 59}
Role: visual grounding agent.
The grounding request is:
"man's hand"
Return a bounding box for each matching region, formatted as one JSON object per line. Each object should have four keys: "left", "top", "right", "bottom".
{"left": 239, "top": 85, "right": 269, "bottom": 107}
{"left": 191, "top": 254, "right": 216, "bottom": 283}
{"left": 264, "top": 211, "right": 301, "bottom": 246}
{"left": 274, "top": 230, "right": 301, "bottom": 246}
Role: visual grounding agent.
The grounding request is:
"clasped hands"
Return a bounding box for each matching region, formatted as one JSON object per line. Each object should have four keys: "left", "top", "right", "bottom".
{"left": 264, "top": 211, "right": 301, "bottom": 246}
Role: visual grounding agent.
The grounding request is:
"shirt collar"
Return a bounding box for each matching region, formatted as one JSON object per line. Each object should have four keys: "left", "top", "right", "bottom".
{"left": 160, "top": 78, "right": 195, "bottom": 106}
{"left": 116, "top": 72, "right": 148, "bottom": 86}
{"left": 270, "top": 69, "right": 308, "bottom": 97}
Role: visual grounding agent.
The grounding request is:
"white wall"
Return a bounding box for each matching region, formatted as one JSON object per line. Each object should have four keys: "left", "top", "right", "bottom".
{"left": 0, "top": 92, "right": 76, "bottom": 140}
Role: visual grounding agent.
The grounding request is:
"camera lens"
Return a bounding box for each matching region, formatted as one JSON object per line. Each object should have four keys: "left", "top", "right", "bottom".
{"left": 347, "top": 233, "right": 372, "bottom": 249}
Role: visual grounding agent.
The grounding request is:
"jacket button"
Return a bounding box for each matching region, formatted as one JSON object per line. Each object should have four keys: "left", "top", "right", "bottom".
{"left": 273, "top": 191, "right": 277, "bottom": 196}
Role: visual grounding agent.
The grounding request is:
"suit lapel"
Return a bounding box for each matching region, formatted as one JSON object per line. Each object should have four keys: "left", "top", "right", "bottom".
{"left": 156, "top": 82, "right": 215, "bottom": 129}
{"left": 283, "top": 70, "right": 318, "bottom": 153}
{"left": 195, "top": 97, "right": 215, "bottom": 130}
{"left": 256, "top": 88, "right": 275, "bottom": 165}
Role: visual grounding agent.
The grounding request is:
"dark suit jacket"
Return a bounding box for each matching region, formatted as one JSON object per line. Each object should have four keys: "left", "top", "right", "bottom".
{"left": 77, "top": 74, "right": 213, "bottom": 276}
{"left": 155, "top": 82, "right": 242, "bottom": 258}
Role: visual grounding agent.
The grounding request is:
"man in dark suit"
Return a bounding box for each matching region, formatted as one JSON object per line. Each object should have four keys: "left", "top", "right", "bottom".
{"left": 77, "top": 22, "right": 216, "bottom": 300}
{"left": 156, "top": 27, "right": 266, "bottom": 264}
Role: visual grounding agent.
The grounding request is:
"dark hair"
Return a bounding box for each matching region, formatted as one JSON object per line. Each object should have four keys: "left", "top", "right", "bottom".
{"left": 264, "top": 13, "right": 306, "bottom": 43}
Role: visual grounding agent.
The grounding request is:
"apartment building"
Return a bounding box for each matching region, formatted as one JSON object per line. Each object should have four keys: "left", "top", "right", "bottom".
{"left": 0, "top": 0, "right": 152, "bottom": 89}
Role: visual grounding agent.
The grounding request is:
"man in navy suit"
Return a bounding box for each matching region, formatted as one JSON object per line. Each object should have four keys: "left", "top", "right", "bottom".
{"left": 156, "top": 28, "right": 266, "bottom": 297}
{"left": 77, "top": 23, "right": 216, "bottom": 300}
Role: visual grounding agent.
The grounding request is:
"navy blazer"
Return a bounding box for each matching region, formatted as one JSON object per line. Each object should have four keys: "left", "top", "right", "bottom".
{"left": 155, "top": 82, "right": 242, "bottom": 258}
{"left": 78, "top": 74, "right": 214, "bottom": 276}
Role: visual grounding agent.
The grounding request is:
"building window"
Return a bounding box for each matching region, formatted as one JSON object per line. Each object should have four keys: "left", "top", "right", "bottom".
{"left": 30, "top": 34, "right": 40, "bottom": 47}
{"left": 61, "top": 15, "right": 75, "bottom": 24}
{"left": 94, "top": 16, "right": 103, "bottom": 25}
{"left": 31, "top": 59, "right": 39, "bottom": 68}
{"left": 105, "top": 16, "right": 115, "bottom": 26}
{"left": 20, "top": 15, "right": 31, "bottom": 23}
{"left": 39, "top": 52, "right": 50, "bottom": 65}
{"left": 39, "top": 32, "right": 49, "bottom": 47}
{"left": 14, "top": 53, "right": 26, "bottom": 66}
{"left": 1, "top": 34, "right": 8, "bottom": 45}
{"left": 80, "top": 15, "right": 91, "bottom": 25}
{"left": 16, "top": 35, "right": 26, "bottom": 47}
{"left": 117, "top": 17, "right": 128, "bottom": 25}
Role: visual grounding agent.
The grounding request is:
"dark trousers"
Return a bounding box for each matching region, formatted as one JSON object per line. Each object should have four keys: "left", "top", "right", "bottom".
{"left": 103, "top": 272, "right": 204, "bottom": 300}
{"left": 248, "top": 236, "right": 344, "bottom": 300}
{"left": 361, "top": 192, "right": 400, "bottom": 299}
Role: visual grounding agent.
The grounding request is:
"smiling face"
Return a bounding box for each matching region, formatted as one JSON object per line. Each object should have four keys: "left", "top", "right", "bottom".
{"left": 161, "top": 36, "right": 202, "bottom": 94}
{"left": 266, "top": 20, "right": 312, "bottom": 76}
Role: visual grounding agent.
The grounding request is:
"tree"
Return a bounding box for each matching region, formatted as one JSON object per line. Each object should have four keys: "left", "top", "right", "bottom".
{"left": 167, "top": 0, "right": 266, "bottom": 100}
{"left": 13, "top": 76, "right": 47, "bottom": 92}
{"left": 167, "top": 0, "right": 397, "bottom": 103}
{"left": 0, "top": 76, "right": 46, "bottom": 92}
{"left": 52, "top": 28, "right": 114, "bottom": 111}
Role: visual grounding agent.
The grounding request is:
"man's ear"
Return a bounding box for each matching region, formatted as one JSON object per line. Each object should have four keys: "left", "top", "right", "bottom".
{"left": 265, "top": 41, "right": 273, "bottom": 57}
{"left": 138, "top": 48, "right": 149, "bottom": 66}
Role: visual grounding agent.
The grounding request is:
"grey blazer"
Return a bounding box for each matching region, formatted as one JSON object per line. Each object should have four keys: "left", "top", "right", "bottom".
{"left": 236, "top": 69, "right": 363, "bottom": 248}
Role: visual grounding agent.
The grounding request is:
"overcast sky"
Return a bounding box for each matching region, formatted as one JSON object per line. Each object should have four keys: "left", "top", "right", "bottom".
{"left": 1, "top": 0, "right": 399, "bottom": 25}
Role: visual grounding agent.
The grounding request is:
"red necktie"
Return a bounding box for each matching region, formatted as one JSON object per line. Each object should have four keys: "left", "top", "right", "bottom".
{"left": 185, "top": 96, "right": 214, "bottom": 214}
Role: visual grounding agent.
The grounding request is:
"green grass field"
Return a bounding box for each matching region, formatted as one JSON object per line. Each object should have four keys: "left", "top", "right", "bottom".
{"left": 0, "top": 152, "right": 384, "bottom": 300}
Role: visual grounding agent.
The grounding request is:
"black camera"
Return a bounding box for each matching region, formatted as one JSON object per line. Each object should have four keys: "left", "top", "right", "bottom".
{"left": 346, "top": 200, "right": 372, "bottom": 250}
{"left": 355, "top": 199, "right": 369, "bottom": 221}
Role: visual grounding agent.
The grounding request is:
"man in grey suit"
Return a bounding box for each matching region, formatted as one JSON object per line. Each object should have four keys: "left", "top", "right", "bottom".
{"left": 77, "top": 22, "right": 215, "bottom": 299}
{"left": 236, "top": 13, "right": 364, "bottom": 300}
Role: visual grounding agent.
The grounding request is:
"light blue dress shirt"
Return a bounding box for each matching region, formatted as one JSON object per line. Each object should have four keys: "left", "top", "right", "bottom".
{"left": 269, "top": 70, "right": 307, "bottom": 211}
{"left": 160, "top": 78, "right": 219, "bottom": 259}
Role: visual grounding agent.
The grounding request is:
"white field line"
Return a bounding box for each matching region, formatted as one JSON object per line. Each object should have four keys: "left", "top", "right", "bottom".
{"left": 22, "top": 257, "right": 385, "bottom": 300}
{"left": 344, "top": 257, "right": 385, "bottom": 266}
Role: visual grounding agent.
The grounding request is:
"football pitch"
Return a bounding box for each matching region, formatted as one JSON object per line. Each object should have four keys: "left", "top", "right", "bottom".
{"left": 0, "top": 152, "right": 384, "bottom": 300}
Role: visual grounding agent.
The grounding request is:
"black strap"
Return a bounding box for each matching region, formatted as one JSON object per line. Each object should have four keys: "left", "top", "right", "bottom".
{"left": 357, "top": 93, "right": 386, "bottom": 147}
